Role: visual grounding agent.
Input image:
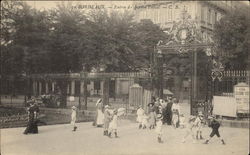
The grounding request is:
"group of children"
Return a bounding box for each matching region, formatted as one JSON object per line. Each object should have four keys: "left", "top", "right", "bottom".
{"left": 137, "top": 104, "right": 164, "bottom": 143}
{"left": 136, "top": 103, "right": 226, "bottom": 144}
{"left": 70, "top": 98, "right": 226, "bottom": 145}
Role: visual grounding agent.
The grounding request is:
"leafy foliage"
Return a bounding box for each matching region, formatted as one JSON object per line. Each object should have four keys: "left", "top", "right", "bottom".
{"left": 213, "top": 10, "right": 250, "bottom": 70}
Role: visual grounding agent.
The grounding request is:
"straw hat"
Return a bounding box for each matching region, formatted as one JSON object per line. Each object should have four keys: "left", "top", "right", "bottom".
{"left": 198, "top": 111, "right": 204, "bottom": 116}
{"left": 72, "top": 106, "right": 77, "bottom": 110}
{"left": 208, "top": 115, "right": 215, "bottom": 119}
{"left": 156, "top": 114, "right": 163, "bottom": 119}
{"left": 104, "top": 105, "right": 109, "bottom": 109}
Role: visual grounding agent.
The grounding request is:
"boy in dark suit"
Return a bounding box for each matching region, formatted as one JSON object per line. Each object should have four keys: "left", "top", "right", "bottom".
{"left": 204, "top": 115, "right": 226, "bottom": 145}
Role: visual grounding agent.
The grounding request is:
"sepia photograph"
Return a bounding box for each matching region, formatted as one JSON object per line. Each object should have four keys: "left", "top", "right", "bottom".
{"left": 0, "top": 1, "right": 249, "bottom": 155}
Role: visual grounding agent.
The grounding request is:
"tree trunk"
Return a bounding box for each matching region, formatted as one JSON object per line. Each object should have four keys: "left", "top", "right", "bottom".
{"left": 102, "top": 78, "right": 110, "bottom": 106}
{"left": 83, "top": 79, "right": 88, "bottom": 110}
{"left": 57, "top": 79, "right": 68, "bottom": 108}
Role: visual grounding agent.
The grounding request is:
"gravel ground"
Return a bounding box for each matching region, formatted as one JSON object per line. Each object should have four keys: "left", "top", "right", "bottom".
{"left": 1, "top": 120, "right": 249, "bottom": 155}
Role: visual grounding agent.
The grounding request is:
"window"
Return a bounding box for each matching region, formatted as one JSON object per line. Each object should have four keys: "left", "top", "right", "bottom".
{"left": 94, "top": 80, "right": 100, "bottom": 90}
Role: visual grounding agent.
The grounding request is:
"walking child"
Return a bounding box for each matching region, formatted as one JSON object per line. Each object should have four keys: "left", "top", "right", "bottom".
{"left": 71, "top": 106, "right": 77, "bottom": 131}
{"left": 171, "top": 99, "right": 180, "bottom": 128}
{"left": 182, "top": 116, "right": 196, "bottom": 143}
{"left": 179, "top": 114, "right": 186, "bottom": 129}
{"left": 141, "top": 113, "right": 148, "bottom": 129}
{"left": 204, "top": 115, "right": 226, "bottom": 145}
{"left": 155, "top": 105, "right": 163, "bottom": 143}
{"left": 108, "top": 109, "right": 119, "bottom": 138}
{"left": 103, "top": 105, "right": 112, "bottom": 136}
{"left": 136, "top": 105, "right": 145, "bottom": 129}
{"left": 194, "top": 111, "right": 205, "bottom": 140}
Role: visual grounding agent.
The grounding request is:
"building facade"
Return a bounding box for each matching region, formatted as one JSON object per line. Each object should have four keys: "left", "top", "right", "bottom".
{"left": 133, "top": 1, "right": 248, "bottom": 101}
{"left": 134, "top": 1, "right": 243, "bottom": 40}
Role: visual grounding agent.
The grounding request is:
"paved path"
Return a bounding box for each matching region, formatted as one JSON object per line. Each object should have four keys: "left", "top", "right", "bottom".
{"left": 1, "top": 120, "right": 249, "bottom": 155}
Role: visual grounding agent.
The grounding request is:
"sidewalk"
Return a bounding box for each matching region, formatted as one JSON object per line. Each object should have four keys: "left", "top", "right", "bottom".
{"left": 1, "top": 121, "right": 249, "bottom": 155}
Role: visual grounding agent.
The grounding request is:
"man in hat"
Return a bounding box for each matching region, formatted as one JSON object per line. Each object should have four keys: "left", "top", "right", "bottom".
{"left": 103, "top": 105, "right": 112, "bottom": 136}
{"left": 194, "top": 111, "right": 205, "bottom": 140}
{"left": 71, "top": 106, "right": 77, "bottom": 131}
{"left": 204, "top": 115, "right": 226, "bottom": 145}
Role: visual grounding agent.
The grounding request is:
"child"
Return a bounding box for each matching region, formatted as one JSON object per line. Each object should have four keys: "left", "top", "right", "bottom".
{"left": 71, "top": 106, "right": 77, "bottom": 131}
{"left": 179, "top": 114, "right": 185, "bottom": 129}
{"left": 136, "top": 105, "right": 145, "bottom": 129}
{"left": 204, "top": 115, "right": 226, "bottom": 145}
{"left": 155, "top": 105, "right": 163, "bottom": 143}
{"left": 103, "top": 105, "right": 112, "bottom": 136}
{"left": 155, "top": 113, "right": 163, "bottom": 143}
{"left": 141, "top": 113, "right": 148, "bottom": 129}
{"left": 194, "top": 111, "right": 205, "bottom": 140}
{"left": 108, "top": 109, "right": 118, "bottom": 138}
{"left": 182, "top": 116, "right": 196, "bottom": 143}
{"left": 171, "top": 99, "right": 180, "bottom": 128}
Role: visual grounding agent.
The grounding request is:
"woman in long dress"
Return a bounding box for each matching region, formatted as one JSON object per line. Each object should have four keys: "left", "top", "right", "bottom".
{"left": 96, "top": 99, "right": 104, "bottom": 127}
{"left": 23, "top": 101, "right": 38, "bottom": 134}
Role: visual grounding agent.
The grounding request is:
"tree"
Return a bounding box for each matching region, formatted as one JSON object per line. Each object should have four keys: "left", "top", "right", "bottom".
{"left": 213, "top": 10, "right": 250, "bottom": 70}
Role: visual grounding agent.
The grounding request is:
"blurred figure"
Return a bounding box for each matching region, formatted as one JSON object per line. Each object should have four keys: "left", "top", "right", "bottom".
{"left": 182, "top": 116, "right": 196, "bottom": 143}
{"left": 194, "top": 111, "right": 205, "bottom": 140}
{"left": 71, "top": 106, "right": 77, "bottom": 131}
{"left": 136, "top": 105, "right": 145, "bottom": 129}
{"left": 179, "top": 114, "right": 186, "bottom": 129}
{"left": 108, "top": 109, "right": 118, "bottom": 138}
{"left": 204, "top": 115, "right": 226, "bottom": 145}
{"left": 171, "top": 99, "right": 180, "bottom": 128}
{"left": 148, "top": 103, "right": 156, "bottom": 129}
{"left": 165, "top": 97, "right": 173, "bottom": 125}
{"left": 96, "top": 99, "right": 104, "bottom": 127}
{"left": 23, "top": 99, "right": 39, "bottom": 134}
{"left": 155, "top": 105, "right": 163, "bottom": 143}
{"left": 141, "top": 113, "right": 148, "bottom": 129}
{"left": 103, "top": 105, "right": 112, "bottom": 136}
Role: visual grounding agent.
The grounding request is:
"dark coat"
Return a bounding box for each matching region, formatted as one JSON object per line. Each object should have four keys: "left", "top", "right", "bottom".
{"left": 165, "top": 102, "right": 173, "bottom": 125}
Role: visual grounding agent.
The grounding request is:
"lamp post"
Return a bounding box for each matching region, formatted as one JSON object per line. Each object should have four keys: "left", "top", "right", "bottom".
{"left": 157, "top": 49, "right": 164, "bottom": 99}
{"left": 99, "top": 64, "right": 109, "bottom": 106}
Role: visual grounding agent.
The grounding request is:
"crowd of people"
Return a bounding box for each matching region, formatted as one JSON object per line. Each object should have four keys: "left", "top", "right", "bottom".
{"left": 135, "top": 97, "right": 226, "bottom": 144}
{"left": 23, "top": 96, "right": 225, "bottom": 145}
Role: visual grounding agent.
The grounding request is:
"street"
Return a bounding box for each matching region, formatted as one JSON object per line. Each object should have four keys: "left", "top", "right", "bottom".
{"left": 1, "top": 120, "right": 249, "bottom": 155}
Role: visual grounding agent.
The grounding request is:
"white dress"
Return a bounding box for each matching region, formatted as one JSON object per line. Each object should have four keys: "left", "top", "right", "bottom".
{"left": 171, "top": 103, "right": 180, "bottom": 125}
{"left": 96, "top": 109, "right": 104, "bottom": 125}
{"left": 155, "top": 119, "right": 163, "bottom": 135}
{"left": 136, "top": 108, "right": 145, "bottom": 123}
{"left": 109, "top": 115, "right": 118, "bottom": 130}
{"left": 71, "top": 110, "right": 77, "bottom": 126}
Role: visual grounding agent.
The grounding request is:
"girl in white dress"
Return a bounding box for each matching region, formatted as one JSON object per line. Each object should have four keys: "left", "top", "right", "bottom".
{"left": 108, "top": 109, "right": 118, "bottom": 138}
{"left": 71, "top": 106, "right": 77, "bottom": 131}
{"left": 136, "top": 105, "right": 145, "bottom": 129}
{"left": 155, "top": 105, "right": 163, "bottom": 143}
